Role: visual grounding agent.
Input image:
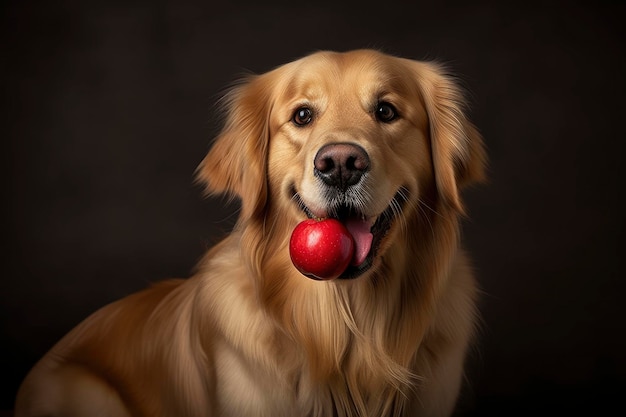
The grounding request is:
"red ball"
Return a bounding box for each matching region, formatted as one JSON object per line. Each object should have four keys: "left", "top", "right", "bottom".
{"left": 289, "top": 218, "right": 355, "bottom": 280}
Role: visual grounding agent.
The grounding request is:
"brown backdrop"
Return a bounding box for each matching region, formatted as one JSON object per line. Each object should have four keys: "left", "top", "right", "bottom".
{"left": 2, "top": 0, "right": 625, "bottom": 414}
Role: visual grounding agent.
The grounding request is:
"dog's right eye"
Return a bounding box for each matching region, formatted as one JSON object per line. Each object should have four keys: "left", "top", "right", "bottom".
{"left": 375, "top": 102, "right": 398, "bottom": 123}
{"left": 292, "top": 107, "right": 313, "bottom": 126}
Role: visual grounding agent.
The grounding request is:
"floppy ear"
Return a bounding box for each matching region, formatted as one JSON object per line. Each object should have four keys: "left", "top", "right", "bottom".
{"left": 412, "top": 61, "right": 486, "bottom": 213}
{"left": 195, "top": 75, "right": 273, "bottom": 221}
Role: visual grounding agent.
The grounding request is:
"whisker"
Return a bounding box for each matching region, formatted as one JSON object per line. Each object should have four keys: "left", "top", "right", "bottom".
{"left": 389, "top": 197, "right": 406, "bottom": 235}
{"left": 357, "top": 183, "right": 375, "bottom": 218}
{"left": 417, "top": 200, "right": 436, "bottom": 240}
{"left": 291, "top": 189, "right": 316, "bottom": 219}
{"left": 417, "top": 197, "right": 444, "bottom": 219}
{"left": 391, "top": 187, "right": 413, "bottom": 234}
{"left": 418, "top": 197, "right": 455, "bottom": 231}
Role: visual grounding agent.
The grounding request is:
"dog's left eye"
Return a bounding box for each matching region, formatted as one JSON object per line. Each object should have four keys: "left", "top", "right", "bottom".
{"left": 293, "top": 107, "right": 313, "bottom": 126}
{"left": 375, "top": 102, "right": 398, "bottom": 123}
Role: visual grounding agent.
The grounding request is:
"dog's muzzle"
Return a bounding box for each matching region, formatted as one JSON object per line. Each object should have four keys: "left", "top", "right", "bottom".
{"left": 291, "top": 142, "right": 408, "bottom": 279}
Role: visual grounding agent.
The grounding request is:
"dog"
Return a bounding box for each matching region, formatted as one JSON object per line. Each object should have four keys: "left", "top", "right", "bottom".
{"left": 15, "top": 49, "right": 486, "bottom": 417}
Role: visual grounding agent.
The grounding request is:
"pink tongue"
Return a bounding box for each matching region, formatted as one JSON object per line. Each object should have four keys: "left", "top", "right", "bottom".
{"left": 345, "top": 218, "right": 373, "bottom": 266}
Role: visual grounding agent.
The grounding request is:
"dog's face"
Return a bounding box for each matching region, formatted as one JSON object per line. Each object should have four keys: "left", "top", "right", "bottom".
{"left": 267, "top": 52, "right": 434, "bottom": 278}
{"left": 198, "top": 50, "right": 485, "bottom": 280}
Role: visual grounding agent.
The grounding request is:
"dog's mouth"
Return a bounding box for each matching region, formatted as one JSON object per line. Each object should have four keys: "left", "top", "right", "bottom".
{"left": 291, "top": 187, "right": 409, "bottom": 279}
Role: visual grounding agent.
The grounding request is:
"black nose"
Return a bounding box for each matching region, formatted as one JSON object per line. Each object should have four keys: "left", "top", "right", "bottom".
{"left": 314, "top": 143, "right": 370, "bottom": 190}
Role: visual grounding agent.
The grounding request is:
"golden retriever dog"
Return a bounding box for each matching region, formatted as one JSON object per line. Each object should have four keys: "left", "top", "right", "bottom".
{"left": 15, "top": 49, "right": 486, "bottom": 417}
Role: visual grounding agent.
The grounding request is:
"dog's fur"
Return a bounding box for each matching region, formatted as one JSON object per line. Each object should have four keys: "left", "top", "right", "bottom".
{"left": 15, "top": 49, "right": 486, "bottom": 417}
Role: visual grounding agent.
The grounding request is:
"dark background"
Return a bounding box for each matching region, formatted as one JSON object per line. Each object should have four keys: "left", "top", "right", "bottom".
{"left": 2, "top": 0, "right": 625, "bottom": 415}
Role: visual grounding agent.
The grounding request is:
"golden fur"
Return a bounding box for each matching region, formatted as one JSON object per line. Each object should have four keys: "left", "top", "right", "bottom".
{"left": 15, "top": 49, "right": 486, "bottom": 417}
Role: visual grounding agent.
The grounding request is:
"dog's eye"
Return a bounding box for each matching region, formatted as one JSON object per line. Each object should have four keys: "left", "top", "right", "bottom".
{"left": 293, "top": 107, "right": 313, "bottom": 126}
{"left": 375, "top": 102, "right": 398, "bottom": 123}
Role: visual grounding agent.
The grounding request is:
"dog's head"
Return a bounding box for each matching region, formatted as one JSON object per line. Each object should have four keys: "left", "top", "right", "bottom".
{"left": 197, "top": 50, "right": 485, "bottom": 280}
